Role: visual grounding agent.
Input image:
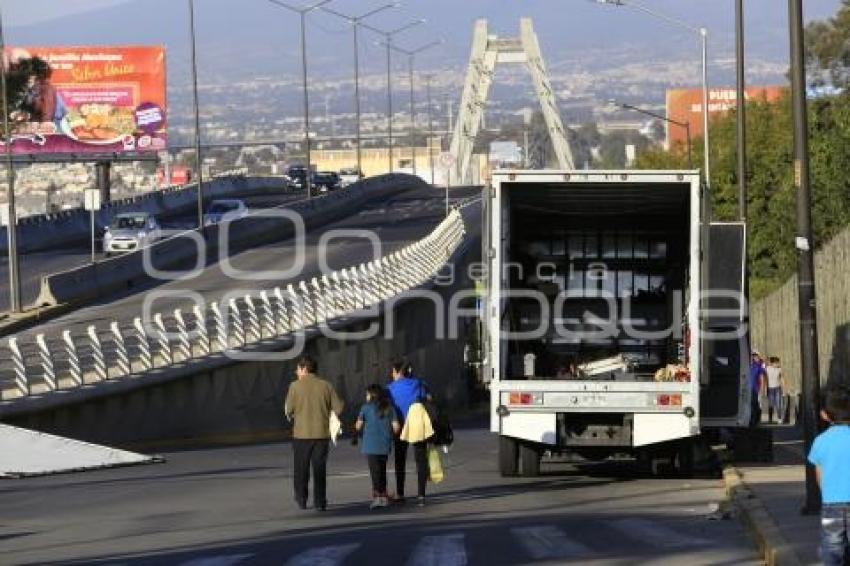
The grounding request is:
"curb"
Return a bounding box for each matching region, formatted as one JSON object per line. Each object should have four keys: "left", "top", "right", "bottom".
{"left": 723, "top": 465, "right": 804, "bottom": 566}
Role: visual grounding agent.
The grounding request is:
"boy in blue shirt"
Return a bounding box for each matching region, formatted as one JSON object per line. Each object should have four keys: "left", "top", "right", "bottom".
{"left": 808, "top": 384, "right": 850, "bottom": 565}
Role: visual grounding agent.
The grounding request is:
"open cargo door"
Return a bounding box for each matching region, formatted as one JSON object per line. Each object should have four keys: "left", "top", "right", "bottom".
{"left": 701, "top": 221, "right": 750, "bottom": 425}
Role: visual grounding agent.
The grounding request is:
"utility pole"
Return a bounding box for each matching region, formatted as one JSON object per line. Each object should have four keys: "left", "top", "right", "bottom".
{"left": 426, "top": 74, "right": 435, "bottom": 185}
{"left": 0, "top": 7, "right": 20, "bottom": 312}
{"left": 735, "top": 0, "right": 747, "bottom": 221}
{"left": 188, "top": 0, "right": 205, "bottom": 228}
{"left": 788, "top": 0, "right": 821, "bottom": 515}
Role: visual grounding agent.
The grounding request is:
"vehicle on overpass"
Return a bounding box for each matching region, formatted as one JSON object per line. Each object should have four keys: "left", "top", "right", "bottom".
{"left": 483, "top": 170, "right": 750, "bottom": 477}
{"left": 314, "top": 171, "right": 341, "bottom": 193}
{"left": 203, "top": 198, "right": 248, "bottom": 226}
{"left": 286, "top": 164, "right": 315, "bottom": 191}
{"left": 103, "top": 212, "right": 162, "bottom": 256}
{"left": 339, "top": 167, "right": 363, "bottom": 187}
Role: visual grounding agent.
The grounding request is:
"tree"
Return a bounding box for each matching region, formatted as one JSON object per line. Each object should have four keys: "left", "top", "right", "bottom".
{"left": 806, "top": 1, "right": 850, "bottom": 88}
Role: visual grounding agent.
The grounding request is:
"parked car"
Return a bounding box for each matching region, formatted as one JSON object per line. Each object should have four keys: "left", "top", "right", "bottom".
{"left": 103, "top": 212, "right": 161, "bottom": 256}
{"left": 339, "top": 167, "right": 363, "bottom": 187}
{"left": 314, "top": 171, "right": 341, "bottom": 193}
{"left": 203, "top": 199, "right": 248, "bottom": 226}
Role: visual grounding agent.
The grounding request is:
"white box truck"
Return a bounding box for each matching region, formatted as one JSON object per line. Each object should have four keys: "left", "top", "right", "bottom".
{"left": 483, "top": 170, "right": 751, "bottom": 476}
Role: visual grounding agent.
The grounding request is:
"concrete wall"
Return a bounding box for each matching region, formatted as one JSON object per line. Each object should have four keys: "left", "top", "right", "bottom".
{"left": 1, "top": 175, "right": 286, "bottom": 255}
{"left": 4, "top": 226, "right": 481, "bottom": 449}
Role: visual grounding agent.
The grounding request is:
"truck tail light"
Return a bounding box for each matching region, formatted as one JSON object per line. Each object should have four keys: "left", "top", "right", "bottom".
{"left": 508, "top": 392, "right": 543, "bottom": 405}
{"left": 656, "top": 394, "right": 683, "bottom": 407}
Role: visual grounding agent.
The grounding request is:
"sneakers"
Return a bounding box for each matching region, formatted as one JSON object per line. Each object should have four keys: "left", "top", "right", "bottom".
{"left": 370, "top": 496, "right": 389, "bottom": 509}
{"left": 417, "top": 496, "right": 426, "bottom": 507}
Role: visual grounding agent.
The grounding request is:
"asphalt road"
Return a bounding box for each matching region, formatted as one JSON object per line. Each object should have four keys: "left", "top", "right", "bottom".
{"left": 0, "top": 192, "right": 307, "bottom": 313}
{"left": 0, "top": 186, "right": 480, "bottom": 388}
{"left": 0, "top": 426, "right": 759, "bottom": 565}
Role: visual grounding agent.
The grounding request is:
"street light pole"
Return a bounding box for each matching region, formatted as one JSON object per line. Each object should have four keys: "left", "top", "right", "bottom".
{"left": 426, "top": 74, "right": 435, "bottom": 185}
{"left": 789, "top": 0, "right": 821, "bottom": 516}
{"left": 735, "top": 0, "right": 747, "bottom": 221}
{"left": 268, "top": 0, "right": 334, "bottom": 199}
{"left": 321, "top": 4, "right": 398, "bottom": 178}
{"left": 0, "top": 8, "right": 21, "bottom": 313}
{"left": 595, "top": 0, "right": 710, "bottom": 188}
{"left": 611, "top": 100, "right": 692, "bottom": 168}
{"left": 388, "top": 39, "right": 442, "bottom": 178}
{"left": 188, "top": 0, "right": 204, "bottom": 229}
{"left": 362, "top": 19, "right": 426, "bottom": 174}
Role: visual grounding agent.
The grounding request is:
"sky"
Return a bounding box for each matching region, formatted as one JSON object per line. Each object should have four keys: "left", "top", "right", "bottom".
{"left": 2, "top": 0, "right": 845, "bottom": 82}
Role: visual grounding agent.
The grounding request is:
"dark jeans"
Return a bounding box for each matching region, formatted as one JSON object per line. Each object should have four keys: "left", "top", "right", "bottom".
{"left": 394, "top": 439, "right": 428, "bottom": 498}
{"left": 821, "top": 503, "right": 850, "bottom": 566}
{"left": 292, "top": 438, "right": 329, "bottom": 508}
{"left": 367, "top": 454, "right": 388, "bottom": 496}
{"left": 750, "top": 393, "right": 761, "bottom": 428}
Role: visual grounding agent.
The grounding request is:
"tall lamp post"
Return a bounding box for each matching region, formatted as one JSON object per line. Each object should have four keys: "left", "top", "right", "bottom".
{"left": 735, "top": 0, "right": 747, "bottom": 221}
{"left": 268, "top": 0, "right": 334, "bottom": 199}
{"left": 610, "top": 99, "right": 692, "bottom": 168}
{"left": 788, "top": 0, "right": 821, "bottom": 515}
{"left": 320, "top": 3, "right": 399, "bottom": 178}
{"left": 362, "top": 19, "right": 425, "bottom": 173}
{"left": 388, "top": 39, "right": 442, "bottom": 177}
{"left": 188, "top": 0, "right": 205, "bottom": 229}
{"left": 595, "top": 0, "right": 710, "bottom": 188}
{"left": 424, "top": 73, "right": 435, "bottom": 184}
{"left": 0, "top": 8, "right": 20, "bottom": 312}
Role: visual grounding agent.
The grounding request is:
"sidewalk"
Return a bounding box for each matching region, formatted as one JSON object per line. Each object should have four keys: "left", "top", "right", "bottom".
{"left": 728, "top": 424, "right": 821, "bottom": 565}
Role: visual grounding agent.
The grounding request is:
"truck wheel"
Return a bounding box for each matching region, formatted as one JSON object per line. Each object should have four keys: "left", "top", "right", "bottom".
{"left": 519, "top": 442, "right": 541, "bottom": 477}
{"left": 499, "top": 436, "right": 519, "bottom": 477}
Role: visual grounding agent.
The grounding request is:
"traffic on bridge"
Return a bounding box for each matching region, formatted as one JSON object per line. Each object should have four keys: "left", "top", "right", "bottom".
{"left": 0, "top": 1, "right": 847, "bottom": 565}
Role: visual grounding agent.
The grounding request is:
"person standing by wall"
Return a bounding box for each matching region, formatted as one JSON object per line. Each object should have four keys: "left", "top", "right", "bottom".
{"left": 765, "top": 356, "right": 787, "bottom": 424}
{"left": 284, "top": 355, "right": 344, "bottom": 511}
{"left": 387, "top": 358, "right": 432, "bottom": 506}
{"left": 749, "top": 351, "right": 767, "bottom": 427}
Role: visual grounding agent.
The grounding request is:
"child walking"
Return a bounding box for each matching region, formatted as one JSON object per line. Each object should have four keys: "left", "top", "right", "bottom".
{"left": 355, "top": 384, "right": 400, "bottom": 509}
{"left": 808, "top": 384, "right": 850, "bottom": 565}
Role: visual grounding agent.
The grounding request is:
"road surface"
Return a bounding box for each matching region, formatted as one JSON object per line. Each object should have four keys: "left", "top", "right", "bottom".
{"left": 0, "top": 425, "right": 759, "bottom": 565}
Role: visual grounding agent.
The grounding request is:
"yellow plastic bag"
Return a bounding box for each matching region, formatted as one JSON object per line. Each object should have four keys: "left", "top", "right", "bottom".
{"left": 428, "top": 445, "right": 444, "bottom": 483}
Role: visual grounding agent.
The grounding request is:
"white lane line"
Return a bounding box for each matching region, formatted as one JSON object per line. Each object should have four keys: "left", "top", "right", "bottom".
{"left": 180, "top": 553, "right": 253, "bottom": 566}
{"left": 406, "top": 534, "right": 467, "bottom": 566}
{"left": 610, "top": 518, "right": 712, "bottom": 549}
{"left": 285, "top": 543, "right": 361, "bottom": 566}
{"left": 511, "top": 525, "right": 594, "bottom": 560}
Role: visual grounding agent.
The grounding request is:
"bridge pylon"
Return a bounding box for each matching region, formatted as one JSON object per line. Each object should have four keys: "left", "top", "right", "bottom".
{"left": 448, "top": 18, "right": 574, "bottom": 185}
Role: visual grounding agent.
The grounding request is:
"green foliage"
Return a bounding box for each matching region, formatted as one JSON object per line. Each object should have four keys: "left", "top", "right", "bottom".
{"left": 806, "top": 0, "right": 850, "bottom": 88}
{"left": 634, "top": 90, "right": 850, "bottom": 300}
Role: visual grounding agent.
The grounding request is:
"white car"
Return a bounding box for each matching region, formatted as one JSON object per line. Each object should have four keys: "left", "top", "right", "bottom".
{"left": 203, "top": 199, "right": 248, "bottom": 226}
{"left": 339, "top": 168, "right": 363, "bottom": 187}
{"left": 104, "top": 212, "right": 161, "bottom": 256}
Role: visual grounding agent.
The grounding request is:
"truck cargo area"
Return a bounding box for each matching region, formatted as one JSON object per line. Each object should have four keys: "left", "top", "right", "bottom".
{"left": 502, "top": 179, "right": 692, "bottom": 381}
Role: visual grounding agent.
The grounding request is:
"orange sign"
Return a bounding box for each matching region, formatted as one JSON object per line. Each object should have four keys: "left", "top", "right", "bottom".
{"left": 3, "top": 46, "right": 166, "bottom": 155}
{"left": 665, "top": 85, "right": 786, "bottom": 147}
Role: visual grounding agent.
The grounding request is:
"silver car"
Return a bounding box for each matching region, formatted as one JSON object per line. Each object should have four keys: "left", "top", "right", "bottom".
{"left": 103, "top": 212, "right": 161, "bottom": 256}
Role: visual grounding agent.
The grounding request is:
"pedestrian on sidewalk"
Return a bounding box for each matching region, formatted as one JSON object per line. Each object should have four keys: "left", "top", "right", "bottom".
{"left": 749, "top": 351, "right": 767, "bottom": 427}
{"left": 355, "top": 384, "right": 401, "bottom": 509}
{"left": 807, "top": 384, "right": 850, "bottom": 566}
{"left": 765, "top": 356, "right": 787, "bottom": 424}
{"left": 284, "top": 355, "right": 345, "bottom": 511}
{"left": 387, "top": 358, "right": 433, "bottom": 506}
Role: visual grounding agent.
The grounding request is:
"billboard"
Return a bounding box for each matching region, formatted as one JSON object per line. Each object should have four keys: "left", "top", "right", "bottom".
{"left": 665, "top": 85, "right": 786, "bottom": 147}
{"left": 3, "top": 46, "right": 166, "bottom": 156}
{"left": 156, "top": 166, "right": 191, "bottom": 188}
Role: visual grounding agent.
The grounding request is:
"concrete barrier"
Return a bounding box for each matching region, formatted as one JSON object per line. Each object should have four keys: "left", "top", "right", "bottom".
{"left": 33, "top": 174, "right": 427, "bottom": 309}
{"left": 1, "top": 175, "right": 288, "bottom": 255}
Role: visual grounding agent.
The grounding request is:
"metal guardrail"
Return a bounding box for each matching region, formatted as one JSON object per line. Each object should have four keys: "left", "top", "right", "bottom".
{"left": 1, "top": 209, "right": 466, "bottom": 402}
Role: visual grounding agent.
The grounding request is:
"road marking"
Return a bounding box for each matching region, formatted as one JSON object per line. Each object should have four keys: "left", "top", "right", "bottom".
{"left": 406, "top": 534, "right": 466, "bottom": 566}
{"left": 611, "top": 518, "right": 711, "bottom": 548}
{"left": 285, "top": 543, "right": 360, "bottom": 566}
{"left": 180, "top": 554, "right": 253, "bottom": 566}
{"left": 511, "top": 525, "right": 594, "bottom": 559}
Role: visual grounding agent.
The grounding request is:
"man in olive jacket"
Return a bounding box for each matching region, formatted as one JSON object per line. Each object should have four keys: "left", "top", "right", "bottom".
{"left": 284, "top": 355, "right": 344, "bottom": 511}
